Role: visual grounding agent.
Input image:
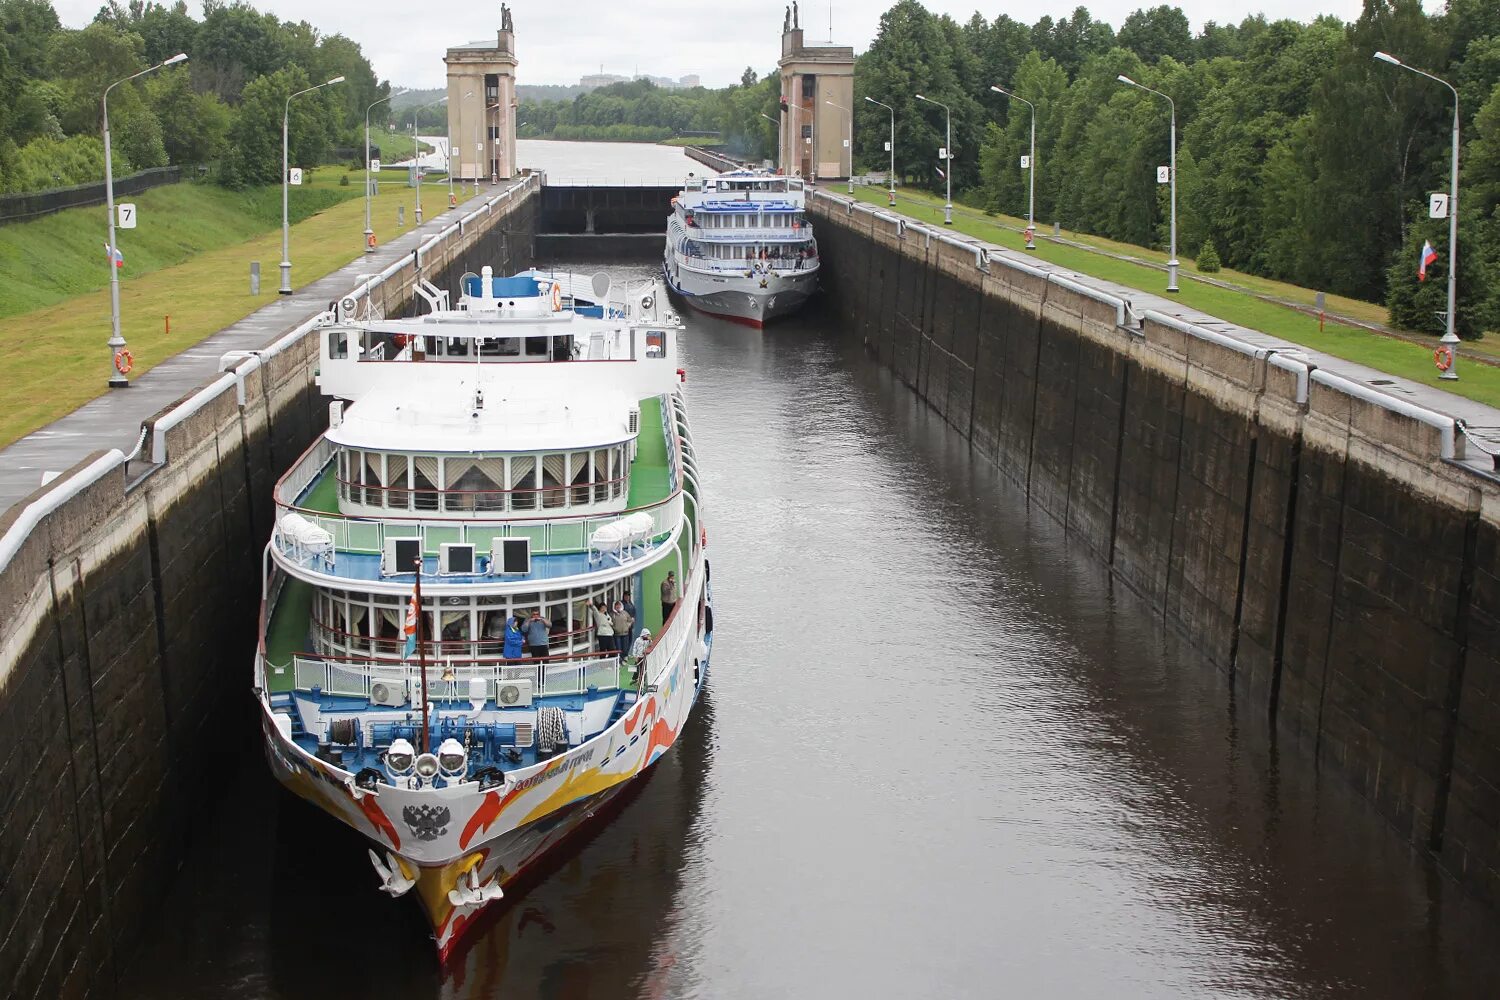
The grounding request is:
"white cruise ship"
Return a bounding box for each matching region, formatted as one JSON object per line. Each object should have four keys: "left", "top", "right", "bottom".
{"left": 254, "top": 266, "right": 714, "bottom": 963}
{"left": 663, "top": 169, "right": 820, "bottom": 327}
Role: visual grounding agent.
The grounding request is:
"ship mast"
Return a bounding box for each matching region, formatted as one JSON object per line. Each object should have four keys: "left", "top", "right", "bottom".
{"left": 413, "top": 556, "right": 429, "bottom": 752}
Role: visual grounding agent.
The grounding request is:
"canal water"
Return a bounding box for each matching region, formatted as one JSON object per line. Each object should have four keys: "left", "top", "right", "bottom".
{"left": 121, "top": 147, "right": 1500, "bottom": 998}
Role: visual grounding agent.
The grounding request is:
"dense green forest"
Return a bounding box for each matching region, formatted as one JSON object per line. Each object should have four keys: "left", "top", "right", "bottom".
{"left": 0, "top": 0, "right": 393, "bottom": 192}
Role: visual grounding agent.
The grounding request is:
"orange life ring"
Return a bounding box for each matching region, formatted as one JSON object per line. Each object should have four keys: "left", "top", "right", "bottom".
{"left": 113, "top": 349, "right": 133, "bottom": 375}
{"left": 700, "top": 524, "right": 707, "bottom": 549}
{"left": 1434, "top": 346, "right": 1454, "bottom": 372}
{"left": 366, "top": 233, "right": 376, "bottom": 249}
{"left": 552, "top": 283, "right": 562, "bottom": 311}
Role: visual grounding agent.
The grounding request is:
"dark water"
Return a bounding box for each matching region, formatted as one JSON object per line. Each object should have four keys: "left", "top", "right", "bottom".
{"left": 124, "top": 274, "right": 1500, "bottom": 999}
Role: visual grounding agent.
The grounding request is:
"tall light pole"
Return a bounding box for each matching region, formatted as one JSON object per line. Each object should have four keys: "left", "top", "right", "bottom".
{"left": 281, "top": 75, "right": 346, "bottom": 294}
{"left": 825, "top": 100, "right": 853, "bottom": 193}
{"left": 759, "top": 113, "right": 779, "bottom": 172}
{"left": 103, "top": 52, "right": 187, "bottom": 387}
{"left": 1117, "top": 74, "right": 1178, "bottom": 292}
{"left": 914, "top": 93, "right": 952, "bottom": 224}
{"left": 864, "top": 96, "right": 895, "bottom": 207}
{"left": 412, "top": 96, "right": 447, "bottom": 224}
{"left": 365, "top": 88, "right": 404, "bottom": 253}
{"left": 991, "top": 85, "right": 1036, "bottom": 250}
{"left": 1374, "top": 50, "right": 1462, "bottom": 380}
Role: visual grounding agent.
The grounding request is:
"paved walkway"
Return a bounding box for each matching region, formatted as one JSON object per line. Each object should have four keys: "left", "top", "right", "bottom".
{"left": 0, "top": 184, "right": 508, "bottom": 511}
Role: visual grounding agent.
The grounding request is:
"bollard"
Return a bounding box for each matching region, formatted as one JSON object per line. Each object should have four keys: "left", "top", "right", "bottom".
{"left": 398, "top": 205, "right": 405, "bottom": 227}
{"left": 1052, "top": 221, "right": 1061, "bottom": 236}
{"left": 250, "top": 261, "right": 261, "bottom": 295}
{"left": 164, "top": 315, "right": 170, "bottom": 336}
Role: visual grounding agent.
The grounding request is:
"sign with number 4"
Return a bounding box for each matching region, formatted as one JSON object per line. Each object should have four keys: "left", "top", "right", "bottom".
{"left": 117, "top": 203, "right": 137, "bottom": 229}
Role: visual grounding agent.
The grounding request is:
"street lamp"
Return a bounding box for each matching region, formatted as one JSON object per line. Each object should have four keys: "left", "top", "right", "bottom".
{"left": 825, "top": 100, "right": 853, "bottom": 193}
{"left": 759, "top": 113, "right": 779, "bottom": 172}
{"left": 365, "top": 88, "right": 405, "bottom": 253}
{"left": 864, "top": 96, "right": 896, "bottom": 207}
{"left": 914, "top": 93, "right": 952, "bottom": 224}
{"left": 1374, "top": 50, "right": 1462, "bottom": 380}
{"left": 412, "top": 96, "right": 447, "bottom": 224}
{"left": 103, "top": 51, "right": 187, "bottom": 387}
{"left": 991, "top": 85, "right": 1036, "bottom": 249}
{"left": 281, "top": 75, "right": 346, "bottom": 294}
{"left": 1117, "top": 74, "right": 1178, "bottom": 292}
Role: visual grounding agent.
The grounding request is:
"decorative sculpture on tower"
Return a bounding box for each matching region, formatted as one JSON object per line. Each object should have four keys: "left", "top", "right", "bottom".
{"left": 501, "top": 4, "right": 512, "bottom": 31}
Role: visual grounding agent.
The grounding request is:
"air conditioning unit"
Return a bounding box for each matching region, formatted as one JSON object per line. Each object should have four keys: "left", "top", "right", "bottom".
{"left": 628, "top": 406, "right": 640, "bottom": 434}
{"left": 439, "top": 542, "right": 476, "bottom": 575}
{"left": 382, "top": 537, "right": 422, "bottom": 576}
{"left": 370, "top": 679, "right": 406, "bottom": 707}
{"left": 495, "top": 679, "right": 533, "bottom": 708}
{"left": 489, "top": 536, "right": 531, "bottom": 576}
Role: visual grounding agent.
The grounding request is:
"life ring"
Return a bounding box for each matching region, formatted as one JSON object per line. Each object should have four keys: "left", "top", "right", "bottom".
{"left": 1435, "top": 346, "right": 1454, "bottom": 372}
{"left": 552, "top": 283, "right": 562, "bottom": 311}
{"left": 366, "top": 233, "right": 376, "bottom": 249}
{"left": 700, "top": 524, "right": 707, "bottom": 548}
{"left": 113, "top": 349, "right": 133, "bottom": 375}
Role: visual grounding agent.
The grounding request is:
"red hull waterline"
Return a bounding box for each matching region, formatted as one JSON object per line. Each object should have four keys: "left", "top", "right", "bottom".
{"left": 683, "top": 300, "right": 764, "bottom": 329}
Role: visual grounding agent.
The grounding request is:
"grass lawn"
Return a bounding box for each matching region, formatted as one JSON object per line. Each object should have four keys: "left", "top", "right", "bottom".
{"left": 0, "top": 168, "right": 462, "bottom": 447}
{"left": 367, "top": 127, "right": 434, "bottom": 161}
{"left": 846, "top": 185, "right": 1500, "bottom": 409}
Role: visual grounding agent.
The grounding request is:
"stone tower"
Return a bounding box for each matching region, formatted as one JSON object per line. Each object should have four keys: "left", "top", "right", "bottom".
{"left": 444, "top": 6, "right": 519, "bottom": 183}
{"left": 777, "top": 4, "right": 854, "bottom": 180}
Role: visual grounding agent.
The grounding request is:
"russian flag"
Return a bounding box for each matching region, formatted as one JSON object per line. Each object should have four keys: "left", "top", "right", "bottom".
{"left": 104, "top": 243, "right": 123, "bottom": 268}
{"left": 1419, "top": 240, "right": 1438, "bottom": 281}
{"left": 402, "top": 589, "right": 419, "bottom": 659}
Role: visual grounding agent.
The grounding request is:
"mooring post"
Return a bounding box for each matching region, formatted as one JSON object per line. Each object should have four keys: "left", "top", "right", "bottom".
{"left": 250, "top": 262, "right": 260, "bottom": 295}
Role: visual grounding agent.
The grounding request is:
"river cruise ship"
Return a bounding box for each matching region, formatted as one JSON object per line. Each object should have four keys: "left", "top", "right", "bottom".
{"left": 253, "top": 266, "right": 713, "bottom": 962}
{"left": 663, "top": 169, "right": 819, "bottom": 327}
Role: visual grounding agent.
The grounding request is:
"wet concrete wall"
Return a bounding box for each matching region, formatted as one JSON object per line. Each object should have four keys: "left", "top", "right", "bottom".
{"left": 811, "top": 196, "right": 1500, "bottom": 911}
{"left": 0, "top": 187, "right": 538, "bottom": 999}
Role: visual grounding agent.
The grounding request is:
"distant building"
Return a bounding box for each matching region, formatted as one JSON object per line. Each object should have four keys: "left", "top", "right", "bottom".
{"left": 679, "top": 75, "right": 701, "bottom": 88}
{"left": 777, "top": 8, "right": 854, "bottom": 181}
{"left": 445, "top": 7, "right": 519, "bottom": 181}
{"left": 580, "top": 73, "right": 626, "bottom": 89}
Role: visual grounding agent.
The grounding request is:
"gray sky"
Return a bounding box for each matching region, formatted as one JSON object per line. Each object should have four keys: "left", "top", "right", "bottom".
{"left": 54, "top": 0, "right": 1402, "bottom": 89}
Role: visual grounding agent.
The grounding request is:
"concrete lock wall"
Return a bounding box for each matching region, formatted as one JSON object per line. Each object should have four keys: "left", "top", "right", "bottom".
{"left": 809, "top": 193, "right": 1500, "bottom": 910}
{"left": 0, "top": 182, "right": 538, "bottom": 999}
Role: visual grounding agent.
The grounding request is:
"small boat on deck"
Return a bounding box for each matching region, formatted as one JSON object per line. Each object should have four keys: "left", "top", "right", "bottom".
{"left": 253, "top": 265, "right": 714, "bottom": 962}
{"left": 663, "top": 169, "right": 820, "bottom": 327}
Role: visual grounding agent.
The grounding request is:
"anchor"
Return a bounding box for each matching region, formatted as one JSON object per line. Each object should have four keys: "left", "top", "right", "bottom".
{"left": 447, "top": 864, "right": 504, "bottom": 908}
{"left": 368, "top": 849, "right": 416, "bottom": 897}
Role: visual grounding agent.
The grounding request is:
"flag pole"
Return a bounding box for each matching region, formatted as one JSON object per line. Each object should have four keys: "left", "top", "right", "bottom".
{"left": 414, "top": 557, "right": 429, "bottom": 752}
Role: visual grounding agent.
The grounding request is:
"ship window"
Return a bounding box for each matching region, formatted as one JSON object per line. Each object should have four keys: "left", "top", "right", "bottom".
{"left": 328, "top": 329, "right": 348, "bottom": 359}
{"left": 388, "top": 457, "right": 411, "bottom": 510}
{"left": 412, "top": 456, "right": 439, "bottom": 511}
{"left": 570, "top": 451, "right": 591, "bottom": 505}
{"left": 541, "top": 454, "right": 566, "bottom": 509}
{"left": 509, "top": 455, "right": 536, "bottom": 510}
{"left": 593, "top": 449, "right": 610, "bottom": 502}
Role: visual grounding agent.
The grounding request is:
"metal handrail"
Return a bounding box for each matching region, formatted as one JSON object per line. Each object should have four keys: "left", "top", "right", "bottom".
{"left": 291, "top": 651, "right": 623, "bottom": 700}
{"left": 336, "top": 473, "right": 627, "bottom": 513}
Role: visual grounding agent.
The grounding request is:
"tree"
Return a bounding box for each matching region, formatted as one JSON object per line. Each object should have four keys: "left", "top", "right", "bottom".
{"left": 1117, "top": 5, "right": 1194, "bottom": 65}
{"left": 1196, "top": 236, "right": 1221, "bottom": 271}
{"left": 147, "top": 67, "right": 229, "bottom": 164}
{"left": 221, "top": 65, "right": 334, "bottom": 186}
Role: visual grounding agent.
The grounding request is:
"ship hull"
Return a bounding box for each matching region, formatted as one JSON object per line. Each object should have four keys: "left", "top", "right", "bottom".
{"left": 663, "top": 256, "right": 817, "bottom": 328}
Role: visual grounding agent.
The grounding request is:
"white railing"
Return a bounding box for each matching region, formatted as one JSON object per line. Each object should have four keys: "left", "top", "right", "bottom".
{"left": 274, "top": 480, "right": 683, "bottom": 568}
{"left": 292, "top": 652, "right": 622, "bottom": 700}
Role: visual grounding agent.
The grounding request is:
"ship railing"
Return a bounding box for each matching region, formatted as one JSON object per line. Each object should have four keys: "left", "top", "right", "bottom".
{"left": 291, "top": 651, "right": 624, "bottom": 701}
{"left": 334, "top": 473, "right": 628, "bottom": 513}
{"left": 678, "top": 228, "right": 811, "bottom": 242}
{"left": 676, "top": 256, "right": 819, "bottom": 276}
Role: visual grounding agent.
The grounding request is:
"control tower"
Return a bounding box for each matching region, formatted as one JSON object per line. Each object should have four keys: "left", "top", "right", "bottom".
{"left": 445, "top": 5, "right": 519, "bottom": 182}
{"left": 777, "top": 2, "right": 854, "bottom": 180}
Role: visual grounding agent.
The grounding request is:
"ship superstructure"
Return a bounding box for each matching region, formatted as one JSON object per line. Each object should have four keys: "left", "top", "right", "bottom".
{"left": 254, "top": 266, "right": 713, "bottom": 961}
{"left": 663, "top": 169, "right": 819, "bottom": 326}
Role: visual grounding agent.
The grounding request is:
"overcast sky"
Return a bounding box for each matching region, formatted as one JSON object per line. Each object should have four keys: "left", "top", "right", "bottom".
{"left": 52, "top": 0, "right": 1412, "bottom": 89}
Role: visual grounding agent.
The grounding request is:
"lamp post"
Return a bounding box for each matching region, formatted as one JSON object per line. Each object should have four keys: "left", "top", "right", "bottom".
{"left": 412, "top": 96, "right": 447, "bottom": 224}
{"left": 991, "top": 85, "right": 1036, "bottom": 249}
{"left": 914, "top": 93, "right": 952, "bottom": 224}
{"left": 864, "top": 96, "right": 895, "bottom": 207}
{"left": 825, "top": 100, "right": 853, "bottom": 193}
{"left": 1117, "top": 74, "right": 1178, "bottom": 292}
{"left": 759, "top": 113, "right": 779, "bottom": 172}
{"left": 103, "top": 52, "right": 187, "bottom": 387}
{"left": 365, "top": 88, "right": 404, "bottom": 253}
{"left": 1374, "top": 51, "right": 1462, "bottom": 381}
{"left": 281, "top": 75, "right": 346, "bottom": 294}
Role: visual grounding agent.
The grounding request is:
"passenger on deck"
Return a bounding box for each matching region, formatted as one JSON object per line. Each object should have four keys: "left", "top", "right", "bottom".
{"left": 661, "top": 571, "right": 678, "bottom": 622}
{"left": 626, "top": 628, "right": 651, "bottom": 679}
{"left": 592, "top": 599, "right": 614, "bottom": 653}
{"left": 610, "top": 601, "right": 634, "bottom": 656}
{"left": 524, "top": 611, "right": 550, "bottom": 658}
{"left": 502, "top": 616, "right": 525, "bottom": 661}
